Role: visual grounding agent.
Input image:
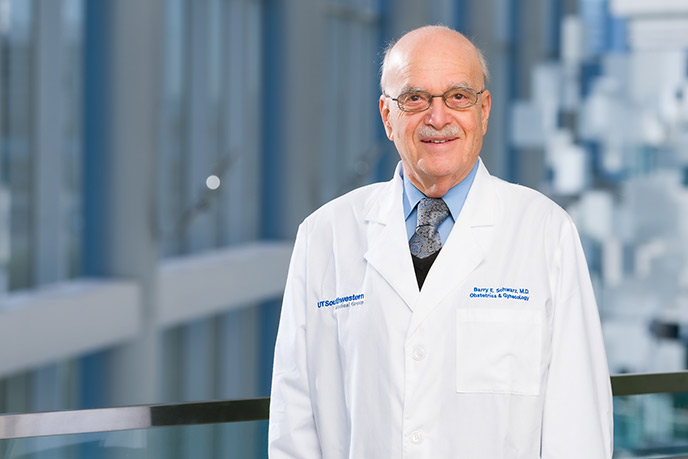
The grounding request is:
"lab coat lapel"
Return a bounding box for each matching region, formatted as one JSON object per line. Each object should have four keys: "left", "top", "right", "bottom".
{"left": 363, "top": 165, "right": 420, "bottom": 312}
{"left": 408, "top": 160, "right": 497, "bottom": 334}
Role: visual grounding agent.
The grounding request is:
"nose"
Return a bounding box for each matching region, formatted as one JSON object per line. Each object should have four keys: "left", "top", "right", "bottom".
{"left": 424, "top": 96, "right": 451, "bottom": 128}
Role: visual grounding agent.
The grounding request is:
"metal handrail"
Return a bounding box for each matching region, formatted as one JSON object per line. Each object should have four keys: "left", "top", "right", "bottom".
{"left": 612, "top": 371, "right": 688, "bottom": 396}
{"left": 0, "top": 398, "right": 269, "bottom": 440}
{"left": 0, "top": 371, "right": 687, "bottom": 440}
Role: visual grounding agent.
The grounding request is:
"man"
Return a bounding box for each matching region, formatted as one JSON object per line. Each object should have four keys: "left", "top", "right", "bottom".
{"left": 269, "top": 25, "right": 613, "bottom": 458}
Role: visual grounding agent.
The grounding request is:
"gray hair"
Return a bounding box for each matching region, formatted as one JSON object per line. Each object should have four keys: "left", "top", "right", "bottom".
{"left": 379, "top": 26, "right": 490, "bottom": 93}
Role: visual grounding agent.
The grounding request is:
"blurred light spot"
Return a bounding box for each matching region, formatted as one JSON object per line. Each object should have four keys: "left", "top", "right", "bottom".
{"left": 206, "top": 175, "right": 221, "bottom": 190}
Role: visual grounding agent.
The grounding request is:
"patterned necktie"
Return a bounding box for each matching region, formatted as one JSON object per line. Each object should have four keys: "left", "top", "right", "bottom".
{"left": 409, "top": 198, "right": 450, "bottom": 259}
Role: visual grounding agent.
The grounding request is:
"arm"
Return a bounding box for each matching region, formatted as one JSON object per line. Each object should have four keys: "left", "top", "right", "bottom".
{"left": 541, "top": 216, "right": 613, "bottom": 458}
{"left": 268, "top": 223, "right": 322, "bottom": 458}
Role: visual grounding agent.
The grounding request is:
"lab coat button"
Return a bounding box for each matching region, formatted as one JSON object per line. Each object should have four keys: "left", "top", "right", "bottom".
{"left": 410, "top": 430, "right": 424, "bottom": 444}
{"left": 412, "top": 346, "right": 426, "bottom": 361}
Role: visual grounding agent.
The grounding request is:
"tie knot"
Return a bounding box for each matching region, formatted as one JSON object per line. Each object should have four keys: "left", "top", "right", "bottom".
{"left": 416, "top": 198, "right": 449, "bottom": 230}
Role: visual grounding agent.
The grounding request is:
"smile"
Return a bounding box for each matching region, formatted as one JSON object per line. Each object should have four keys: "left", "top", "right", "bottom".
{"left": 421, "top": 138, "right": 456, "bottom": 144}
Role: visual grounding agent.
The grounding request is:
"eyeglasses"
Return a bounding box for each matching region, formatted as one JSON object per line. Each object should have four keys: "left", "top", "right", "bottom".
{"left": 385, "top": 87, "right": 485, "bottom": 113}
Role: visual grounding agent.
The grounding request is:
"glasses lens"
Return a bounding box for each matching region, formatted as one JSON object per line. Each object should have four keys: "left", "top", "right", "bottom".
{"left": 397, "top": 92, "right": 430, "bottom": 112}
{"left": 444, "top": 88, "right": 478, "bottom": 109}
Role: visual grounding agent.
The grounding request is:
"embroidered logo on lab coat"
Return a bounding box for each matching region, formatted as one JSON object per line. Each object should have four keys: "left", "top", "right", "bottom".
{"left": 469, "top": 287, "right": 530, "bottom": 302}
{"left": 317, "top": 293, "right": 365, "bottom": 311}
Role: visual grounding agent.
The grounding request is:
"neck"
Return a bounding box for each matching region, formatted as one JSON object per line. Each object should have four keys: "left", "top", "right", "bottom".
{"left": 414, "top": 180, "right": 454, "bottom": 198}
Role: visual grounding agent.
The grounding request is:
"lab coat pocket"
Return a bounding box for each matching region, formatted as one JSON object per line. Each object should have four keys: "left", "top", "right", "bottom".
{"left": 456, "top": 308, "right": 541, "bottom": 396}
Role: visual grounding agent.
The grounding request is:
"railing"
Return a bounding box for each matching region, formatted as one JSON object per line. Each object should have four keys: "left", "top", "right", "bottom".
{"left": 612, "top": 372, "right": 688, "bottom": 396}
{"left": 0, "top": 399, "right": 270, "bottom": 440}
{"left": 1, "top": 372, "right": 687, "bottom": 457}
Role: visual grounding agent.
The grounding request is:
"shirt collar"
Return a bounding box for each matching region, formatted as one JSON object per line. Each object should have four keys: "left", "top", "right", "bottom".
{"left": 402, "top": 159, "right": 480, "bottom": 221}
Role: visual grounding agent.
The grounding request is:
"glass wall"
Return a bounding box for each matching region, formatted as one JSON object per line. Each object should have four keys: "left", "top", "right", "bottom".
{"left": 320, "top": 0, "right": 387, "bottom": 201}
{"left": 0, "top": 0, "right": 84, "bottom": 417}
{"left": 0, "top": 0, "right": 83, "bottom": 293}
{"left": 158, "top": 0, "right": 264, "bottom": 258}
{"left": 510, "top": 0, "right": 688, "bottom": 376}
{"left": 0, "top": 0, "right": 34, "bottom": 292}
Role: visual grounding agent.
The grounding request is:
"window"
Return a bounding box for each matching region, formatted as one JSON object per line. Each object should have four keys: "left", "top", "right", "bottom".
{"left": 158, "top": 0, "right": 264, "bottom": 257}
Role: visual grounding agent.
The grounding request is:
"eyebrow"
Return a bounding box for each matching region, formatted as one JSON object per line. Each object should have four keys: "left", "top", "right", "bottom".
{"left": 398, "top": 85, "right": 425, "bottom": 95}
{"left": 398, "top": 82, "right": 475, "bottom": 95}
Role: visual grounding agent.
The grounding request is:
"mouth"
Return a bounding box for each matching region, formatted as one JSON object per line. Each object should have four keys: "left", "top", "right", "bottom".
{"left": 421, "top": 137, "right": 457, "bottom": 144}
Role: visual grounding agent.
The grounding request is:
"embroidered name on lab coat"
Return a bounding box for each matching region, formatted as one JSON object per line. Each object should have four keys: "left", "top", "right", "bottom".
{"left": 469, "top": 287, "right": 530, "bottom": 302}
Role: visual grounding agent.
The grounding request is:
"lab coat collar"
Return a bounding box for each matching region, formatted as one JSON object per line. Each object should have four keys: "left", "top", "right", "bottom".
{"left": 363, "top": 162, "right": 420, "bottom": 311}
{"left": 363, "top": 159, "right": 497, "bottom": 319}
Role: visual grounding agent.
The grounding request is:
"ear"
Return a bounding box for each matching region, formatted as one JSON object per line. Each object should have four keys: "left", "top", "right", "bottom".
{"left": 379, "top": 95, "right": 394, "bottom": 140}
{"left": 479, "top": 90, "right": 491, "bottom": 135}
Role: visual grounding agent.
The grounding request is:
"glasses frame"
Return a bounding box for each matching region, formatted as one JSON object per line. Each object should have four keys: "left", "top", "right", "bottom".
{"left": 385, "top": 87, "right": 486, "bottom": 113}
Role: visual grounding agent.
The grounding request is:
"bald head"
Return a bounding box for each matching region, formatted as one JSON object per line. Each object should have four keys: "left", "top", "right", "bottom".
{"left": 377, "top": 25, "right": 492, "bottom": 198}
{"left": 380, "top": 26, "right": 489, "bottom": 94}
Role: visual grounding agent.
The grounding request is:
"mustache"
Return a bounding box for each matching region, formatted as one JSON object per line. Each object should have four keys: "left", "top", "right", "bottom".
{"left": 417, "top": 125, "right": 460, "bottom": 138}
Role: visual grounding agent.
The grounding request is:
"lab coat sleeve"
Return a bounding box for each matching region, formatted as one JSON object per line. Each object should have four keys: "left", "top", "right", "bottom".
{"left": 541, "top": 214, "right": 613, "bottom": 458}
{"left": 268, "top": 222, "right": 322, "bottom": 458}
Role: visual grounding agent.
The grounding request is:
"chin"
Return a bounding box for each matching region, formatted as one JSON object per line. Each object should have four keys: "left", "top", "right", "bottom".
{"left": 419, "top": 157, "right": 466, "bottom": 178}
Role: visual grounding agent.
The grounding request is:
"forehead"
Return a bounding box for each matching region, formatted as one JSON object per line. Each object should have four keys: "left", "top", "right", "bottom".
{"left": 386, "top": 33, "right": 482, "bottom": 93}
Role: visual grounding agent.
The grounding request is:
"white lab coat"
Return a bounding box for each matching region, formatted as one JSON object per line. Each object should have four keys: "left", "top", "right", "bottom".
{"left": 269, "top": 160, "right": 613, "bottom": 458}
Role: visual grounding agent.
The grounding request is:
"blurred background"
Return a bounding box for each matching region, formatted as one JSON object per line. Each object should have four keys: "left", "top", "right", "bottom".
{"left": 0, "top": 0, "right": 687, "bottom": 457}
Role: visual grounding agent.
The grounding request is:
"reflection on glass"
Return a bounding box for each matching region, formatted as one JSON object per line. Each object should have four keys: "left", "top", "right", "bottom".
{"left": 614, "top": 393, "right": 688, "bottom": 458}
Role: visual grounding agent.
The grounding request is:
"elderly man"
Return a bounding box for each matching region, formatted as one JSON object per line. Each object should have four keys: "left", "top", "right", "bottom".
{"left": 269, "top": 25, "right": 613, "bottom": 458}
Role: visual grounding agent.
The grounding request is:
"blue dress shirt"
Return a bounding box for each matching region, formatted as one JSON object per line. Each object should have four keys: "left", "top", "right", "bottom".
{"left": 402, "top": 160, "right": 479, "bottom": 244}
